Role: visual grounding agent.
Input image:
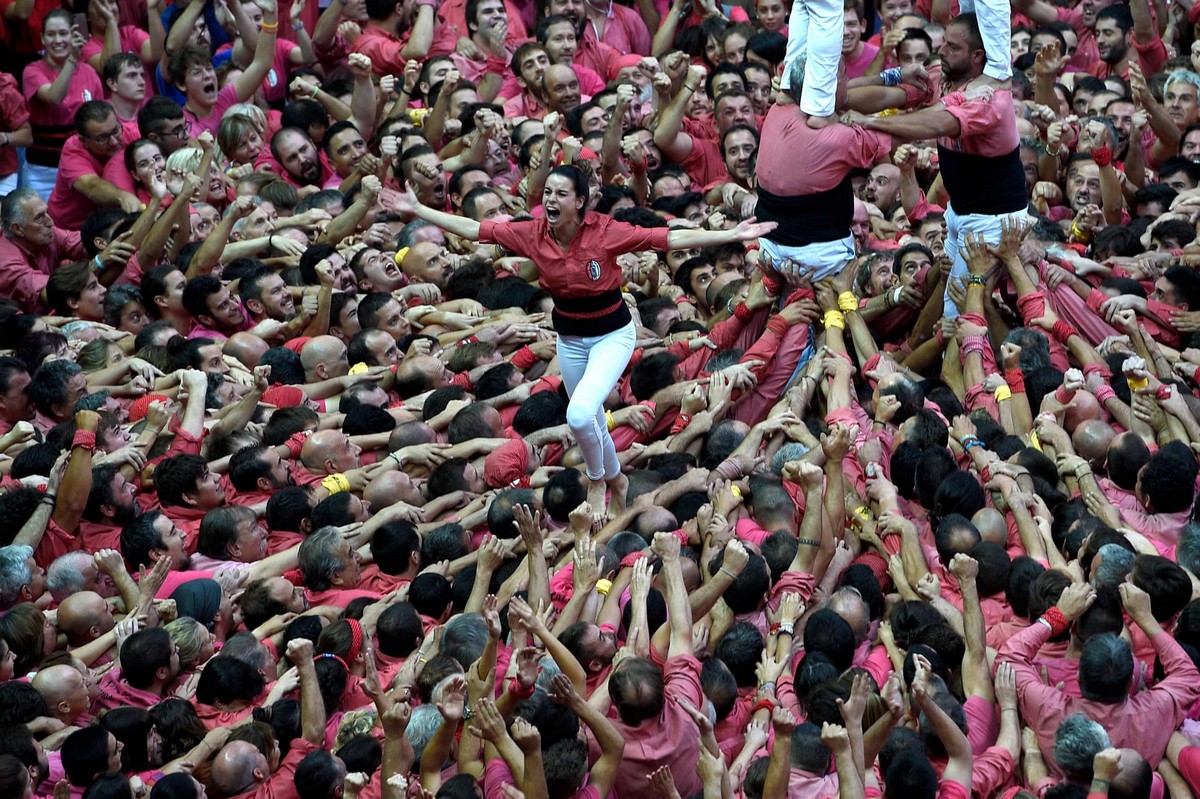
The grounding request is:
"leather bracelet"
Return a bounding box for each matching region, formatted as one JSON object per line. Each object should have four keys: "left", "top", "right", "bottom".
{"left": 796, "top": 537, "right": 821, "bottom": 547}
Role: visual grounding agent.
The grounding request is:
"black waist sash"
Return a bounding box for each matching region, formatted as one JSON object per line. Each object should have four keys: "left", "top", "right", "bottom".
{"left": 937, "top": 144, "right": 1028, "bottom": 216}
{"left": 756, "top": 176, "right": 854, "bottom": 247}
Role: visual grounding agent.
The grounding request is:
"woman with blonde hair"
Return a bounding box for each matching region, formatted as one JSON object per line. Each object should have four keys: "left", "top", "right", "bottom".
{"left": 165, "top": 616, "right": 217, "bottom": 672}
{"left": 218, "top": 114, "right": 267, "bottom": 178}
{"left": 165, "top": 146, "right": 228, "bottom": 210}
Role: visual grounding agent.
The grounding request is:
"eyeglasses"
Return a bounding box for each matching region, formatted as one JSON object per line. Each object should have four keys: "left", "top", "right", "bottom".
{"left": 88, "top": 128, "right": 122, "bottom": 145}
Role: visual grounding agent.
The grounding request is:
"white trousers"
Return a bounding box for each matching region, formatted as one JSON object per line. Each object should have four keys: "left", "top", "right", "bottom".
{"left": 779, "top": 0, "right": 842, "bottom": 117}
{"left": 761, "top": 235, "right": 855, "bottom": 284}
{"left": 958, "top": 0, "right": 1013, "bottom": 81}
{"left": 943, "top": 204, "right": 1029, "bottom": 317}
{"left": 557, "top": 321, "right": 636, "bottom": 481}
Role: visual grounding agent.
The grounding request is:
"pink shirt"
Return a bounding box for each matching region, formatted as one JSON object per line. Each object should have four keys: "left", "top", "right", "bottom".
{"left": 939, "top": 89, "right": 1020, "bottom": 159}
{"left": 757, "top": 103, "right": 892, "bottom": 196}
{"left": 81, "top": 26, "right": 149, "bottom": 67}
{"left": 0, "top": 228, "right": 85, "bottom": 312}
{"left": 184, "top": 82, "right": 243, "bottom": 138}
{"left": 583, "top": 4, "right": 650, "bottom": 57}
{"left": 844, "top": 43, "right": 880, "bottom": 80}
{"left": 48, "top": 134, "right": 108, "bottom": 229}
{"left": 22, "top": 59, "right": 103, "bottom": 130}
{"left": 594, "top": 654, "right": 705, "bottom": 799}
{"left": 998, "top": 620, "right": 1200, "bottom": 774}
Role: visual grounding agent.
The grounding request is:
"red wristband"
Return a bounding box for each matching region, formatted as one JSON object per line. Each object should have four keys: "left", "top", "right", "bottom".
{"left": 286, "top": 431, "right": 308, "bottom": 459}
{"left": 1051, "top": 320, "right": 1077, "bottom": 344}
{"left": 1042, "top": 606, "right": 1071, "bottom": 636}
{"left": 1003, "top": 368, "right": 1026, "bottom": 393}
{"left": 733, "top": 302, "right": 754, "bottom": 322}
{"left": 511, "top": 345, "right": 539, "bottom": 370}
{"left": 1093, "top": 385, "right": 1116, "bottom": 404}
{"left": 1054, "top": 386, "right": 1076, "bottom": 403}
{"left": 1091, "top": 145, "right": 1112, "bottom": 168}
{"left": 72, "top": 430, "right": 96, "bottom": 451}
{"left": 670, "top": 528, "right": 688, "bottom": 546}
{"left": 620, "top": 552, "right": 646, "bottom": 569}
{"left": 507, "top": 676, "right": 536, "bottom": 701}
{"left": 752, "top": 698, "right": 776, "bottom": 714}
{"left": 671, "top": 413, "right": 693, "bottom": 435}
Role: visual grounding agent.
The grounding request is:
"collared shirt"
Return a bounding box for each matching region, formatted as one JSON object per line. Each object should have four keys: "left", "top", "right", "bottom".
{"left": 998, "top": 619, "right": 1200, "bottom": 774}
{"left": 0, "top": 228, "right": 85, "bottom": 312}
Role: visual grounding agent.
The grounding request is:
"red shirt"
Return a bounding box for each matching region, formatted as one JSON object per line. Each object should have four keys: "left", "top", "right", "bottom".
{"left": 0, "top": 227, "right": 85, "bottom": 313}
{"left": 48, "top": 134, "right": 108, "bottom": 229}
{"left": 0, "top": 73, "right": 29, "bottom": 178}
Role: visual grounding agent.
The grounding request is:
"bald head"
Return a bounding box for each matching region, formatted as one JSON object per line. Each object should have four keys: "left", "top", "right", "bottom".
{"left": 826, "top": 588, "right": 870, "bottom": 644}
{"left": 300, "top": 335, "right": 349, "bottom": 382}
{"left": 212, "top": 741, "right": 269, "bottom": 796}
{"left": 401, "top": 241, "right": 453, "bottom": 290}
{"left": 1073, "top": 419, "right": 1117, "bottom": 470}
{"left": 364, "top": 470, "right": 423, "bottom": 508}
{"left": 32, "top": 664, "right": 89, "bottom": 723}
{"left": 302, "top": 430, "right": 342, "bottom": 471}
{"left": 57, "top": 591, "right": 113, "bottom": 647}
{"left": 223, "top": 332, "right": 270, "bottom": 370}
{"left": 971, "top": 507, "right": 1007, "bottom": 546}
{"left": 1063, "top": 391, "right": 1102, "bottom": 431}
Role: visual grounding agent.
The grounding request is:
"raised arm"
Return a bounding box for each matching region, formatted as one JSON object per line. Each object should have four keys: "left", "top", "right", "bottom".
{"left": 287, "top": 637, "right": 327, "bottom": 745}
{"left": 910, "top": 654, "right": 971, "bottom": 791}
{"left": 232, "top": 0, "right": 280, "bottom": 104}
{"left": 652, "top": 530, "right": 693, "bottom": 658}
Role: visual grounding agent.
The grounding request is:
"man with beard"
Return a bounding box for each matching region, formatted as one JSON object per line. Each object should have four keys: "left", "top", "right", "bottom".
{"left": 80, "top": 465, "right": 143, "bottom": 552}
{"left": 49, "top": 101, "right": 141, "bottom": 228}
{"left": 717, "top": 125, "right": 758, "bottom": 197}
{"left": 399, "top": 242, "right": 459, "bottom": 292}
{"left": 1090, "top": 1, "right": 1164, "bottom": 80}
{"left": 537, "top": 14, "right": 610, "bottom": 96}
{"left": 503, "top": 44, "right": 553, "bottom": 119}
{"left": 844, "top": 12, "right": 1027, "bottom": 317}
{"left": 540, "top": 0, "right": 646, "bottom": 65}
{"left": 239, "top": 267, "right": 299, "bottom": 325}
{"left": 863, "top": 163, "right": 902, "bottom": 211}
{"left": 352, "top": 0, "right": 436, "bottom": 76}
{"left": 228, "top": 444, "right": 299, "bottom": 508}
{"left": 272, "top": 127, "right": 337, "bottom": 190}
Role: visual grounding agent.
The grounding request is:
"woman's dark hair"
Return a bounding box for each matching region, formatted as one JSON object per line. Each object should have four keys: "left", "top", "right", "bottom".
{"left": 99, "top": 707, "right": 154, "bottom": 772}
{"left": 547, "top": 165, "right": 589, "bottom": 209}
{"left": 150, "top": 773, "right": 203, "bottom": 799}
{"left": 82, "top": 773, "right": 133, "bottom": 799}
{"left": 195, "top": 657, "right": 267, "bottom": 707}
{"left": 148, "top": 699, "right": 207, "bottom": 763}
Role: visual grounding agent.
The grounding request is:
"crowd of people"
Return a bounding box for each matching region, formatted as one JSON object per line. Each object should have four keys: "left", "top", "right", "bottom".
{"left": 2, "top": 0, "right": 1200, "bottom": 798}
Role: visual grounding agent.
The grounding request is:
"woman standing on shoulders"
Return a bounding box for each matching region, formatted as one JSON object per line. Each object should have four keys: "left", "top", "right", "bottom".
{"left": 385, "top": 164, "right": 776, "bottom": 513}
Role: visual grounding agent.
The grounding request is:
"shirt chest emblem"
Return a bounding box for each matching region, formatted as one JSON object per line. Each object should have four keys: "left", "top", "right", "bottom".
{"left": 586, "top": 259, "right": 601, "bottom": 281}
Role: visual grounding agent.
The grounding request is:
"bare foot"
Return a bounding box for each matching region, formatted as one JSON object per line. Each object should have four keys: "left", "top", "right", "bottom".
{"left": 607, "top": 473, "right": 629, "bottom": 515}
{"left": 587, "top": 477, "right": 607, "bottom": 519}
{"left": 806, "top": 114, "right": 837, "bottom": 130}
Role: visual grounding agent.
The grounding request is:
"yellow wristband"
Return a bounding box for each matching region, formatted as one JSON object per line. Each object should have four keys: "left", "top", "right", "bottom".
{"left": 837, "top": 291, "right": 859, "bottom": 313}
{"left": 322, "top": 473, "right": 350, "bottom": 494}
{"left": 993, "top": 385, "right": 1012, "bottom": 402}
{"left": 1030, "top": 431, "right": 1042, "bottom": 452}
{"left": 605, "top": 410, "right": 616, "bottom": 431}
{"left": 823, "top": 310, "right": 845, "bottom": 330}
{"left": 260, "top": 20, "right": 279, "bottom": 33}
{"left": 1127, "top": 377, "right": 1149, "bottom": 391}
{"left": 595, "top": 578, "right": 613, "bottom": 596}
{"left": 348, "top": 362, "right": 370, "bottom": 375}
